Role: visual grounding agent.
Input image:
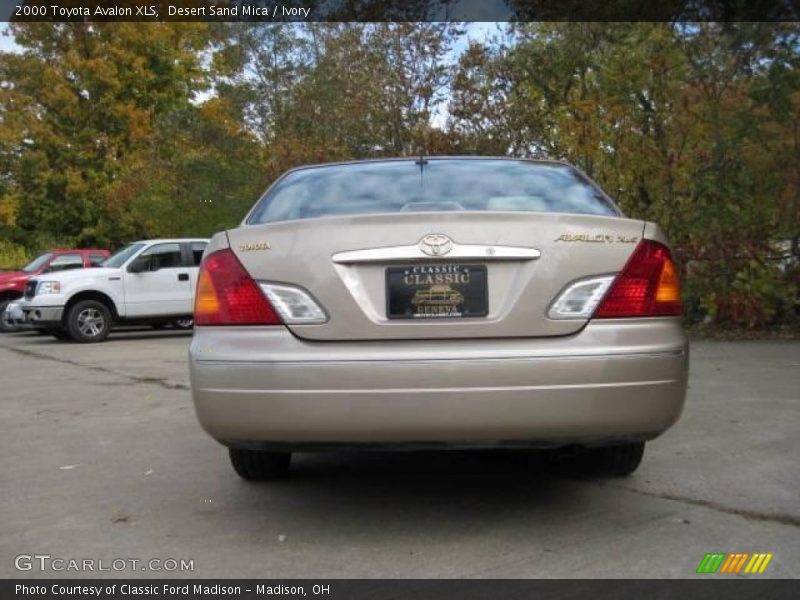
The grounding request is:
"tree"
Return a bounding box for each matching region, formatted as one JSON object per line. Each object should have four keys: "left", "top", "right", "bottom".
{"left": 0, "top": 23, "right": 211, "bottom": 248}
{"left": 448, "top": 22, "right": 799, "bottom": 326}
{"left": 251, "top": 23, "right": 462, "bottom": 168}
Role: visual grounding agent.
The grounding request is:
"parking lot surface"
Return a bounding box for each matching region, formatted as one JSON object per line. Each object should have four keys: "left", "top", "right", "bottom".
{"left": 1, "top": 330, "right": 798, "bottom": 578}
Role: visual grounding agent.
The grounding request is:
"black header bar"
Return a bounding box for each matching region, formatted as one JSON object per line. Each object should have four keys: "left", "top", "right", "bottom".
{"left": 2, "top": 0, "right": 799, "bottom": 23}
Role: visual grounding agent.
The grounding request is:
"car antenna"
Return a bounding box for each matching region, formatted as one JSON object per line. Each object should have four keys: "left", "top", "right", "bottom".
{"left": 415, "top": 149, "right": 428, "bottom": 187}
{"left": 414, "top": 149, "right": 428, "bottom": 171}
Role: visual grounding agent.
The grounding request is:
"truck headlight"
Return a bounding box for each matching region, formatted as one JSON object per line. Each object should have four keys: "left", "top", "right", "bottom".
{"left": 37, "top": 281, "right": 62, "bottom": 294}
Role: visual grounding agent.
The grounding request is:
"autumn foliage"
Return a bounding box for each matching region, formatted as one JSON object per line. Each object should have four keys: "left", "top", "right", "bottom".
{"left": 0, "top": 23, "right": 797, "bottom": 328}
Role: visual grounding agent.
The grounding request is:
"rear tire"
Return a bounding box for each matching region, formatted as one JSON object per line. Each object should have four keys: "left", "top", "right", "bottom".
{"left": 65, "top": 300, "right": 111, "bottom": 343}
{"left": 229, "top": 448, "right": 291, "bottom": 481}
{"left": 584, "top": 442, "right": 645, "bottom": 477}
{"left": 0, "top": 300, "right": 18, "bottom": 333}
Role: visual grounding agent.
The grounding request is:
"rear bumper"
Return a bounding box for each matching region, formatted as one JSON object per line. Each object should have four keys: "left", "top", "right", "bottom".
{"left": 189, "top": 318, "right": 688, "bottom": 449}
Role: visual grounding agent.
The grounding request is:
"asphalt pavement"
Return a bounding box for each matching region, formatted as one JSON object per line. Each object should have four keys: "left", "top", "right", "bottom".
{"left": 0, "top": 329, "right": 798, "bottom": 578}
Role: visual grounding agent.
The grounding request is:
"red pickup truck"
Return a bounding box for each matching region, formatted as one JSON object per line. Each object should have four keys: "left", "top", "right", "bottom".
{"left": 0, "top": 248, "right": 110, "bottom": 332}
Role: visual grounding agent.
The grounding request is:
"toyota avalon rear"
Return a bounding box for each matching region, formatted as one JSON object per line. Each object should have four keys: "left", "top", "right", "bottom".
{"left": 189, "top": 158, "right": 688, "bottom": 481}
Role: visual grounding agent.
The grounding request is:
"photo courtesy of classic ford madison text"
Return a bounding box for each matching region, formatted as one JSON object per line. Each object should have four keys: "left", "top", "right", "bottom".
{"left": 0, "top": 12, "right": 797, "bottom": 592}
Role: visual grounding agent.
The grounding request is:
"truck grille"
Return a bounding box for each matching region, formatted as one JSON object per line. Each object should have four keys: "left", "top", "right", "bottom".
{"left": 24, "top": 280, "right": 37, "bottom": 299}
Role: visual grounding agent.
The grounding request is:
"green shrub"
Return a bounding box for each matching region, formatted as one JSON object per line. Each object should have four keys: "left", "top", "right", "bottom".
{"left": 684, "top": 259, "right": 798, "bottom": 329}
{"left": 0, "top": 240, "right": 31, "bottom": 271}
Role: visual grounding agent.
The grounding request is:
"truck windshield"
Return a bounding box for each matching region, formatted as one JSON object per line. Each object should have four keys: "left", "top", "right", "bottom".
{"left": 21, "top": 253, "right": 53, "bottom": 273}
{"left": 101, "top": 243, "right": 146, "bottom": 268}
{"left": 247, "top": 159, "right": 619, "bottom": 224}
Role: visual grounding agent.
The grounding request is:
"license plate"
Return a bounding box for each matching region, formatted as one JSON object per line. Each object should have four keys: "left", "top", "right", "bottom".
{"left": 386, "top": 264, "right": 488, "bottom": 319}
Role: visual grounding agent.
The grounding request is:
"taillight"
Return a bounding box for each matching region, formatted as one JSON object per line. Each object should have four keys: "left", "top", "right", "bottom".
{"left": 594, "top": 240, "right": 682, "bottom": 318}
{"left": 194, "top": 248, "right": 282, "bottom": 326}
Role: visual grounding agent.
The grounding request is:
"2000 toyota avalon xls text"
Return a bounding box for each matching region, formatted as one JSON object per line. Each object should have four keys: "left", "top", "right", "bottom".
{"left": 189, "top": 158, "right": 688, "bottom": 481}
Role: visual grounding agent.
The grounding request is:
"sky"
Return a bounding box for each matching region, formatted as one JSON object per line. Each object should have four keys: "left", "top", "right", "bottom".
{"left": 457, "top": 21, "right": 501, "bottom": 51}
{"left": 0, "top": 24, "right": 17, "bottom": 52}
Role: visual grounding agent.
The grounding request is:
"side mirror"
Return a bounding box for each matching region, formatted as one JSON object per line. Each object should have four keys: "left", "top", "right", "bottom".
{"left": 127, "top": 258, "right": 147, "bottom": 273}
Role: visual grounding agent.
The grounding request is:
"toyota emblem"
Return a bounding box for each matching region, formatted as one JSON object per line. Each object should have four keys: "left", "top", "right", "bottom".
{"left": 419, "top": 234, "right": 453, "bottom": 257}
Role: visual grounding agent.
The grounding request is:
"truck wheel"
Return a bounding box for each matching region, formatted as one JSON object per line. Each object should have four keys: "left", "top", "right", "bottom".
{"left": 0, "top": 300, "right": 18, "bottom": 332}
{"left": 584, "top": 442, "right": 645, "bottom": 477}
{"left": 229, "top": 449, "right": 291, "bottom": 481}
{"left": 65, "top": 300, "right": 111, "bottom": 343}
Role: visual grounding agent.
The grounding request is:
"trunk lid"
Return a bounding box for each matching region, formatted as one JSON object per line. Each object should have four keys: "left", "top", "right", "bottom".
{"left": 228, "top": 212, "right": 644, "bottom": 341}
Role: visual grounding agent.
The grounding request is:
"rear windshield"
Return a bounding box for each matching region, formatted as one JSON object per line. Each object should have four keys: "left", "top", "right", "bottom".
{"left": 247, "top": 159, "right": 618, "bottom": 224}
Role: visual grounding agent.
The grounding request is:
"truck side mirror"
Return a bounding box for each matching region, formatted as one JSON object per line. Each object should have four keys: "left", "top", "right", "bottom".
{"left": 127, "top": 258, "right": 147, "bottom": 273}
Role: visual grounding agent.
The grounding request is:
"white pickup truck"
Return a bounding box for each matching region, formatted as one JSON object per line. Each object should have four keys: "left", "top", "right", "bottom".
{"left": 22, "top": 238, "right": 208, "bottom": 342}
